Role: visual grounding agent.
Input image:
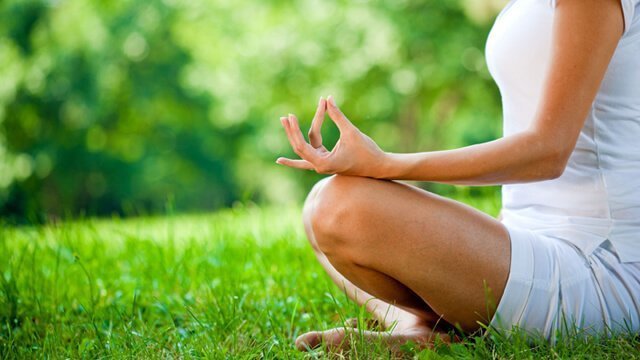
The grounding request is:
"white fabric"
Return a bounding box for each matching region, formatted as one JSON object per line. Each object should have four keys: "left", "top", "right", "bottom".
{"left": 490, "top": 225, "right": 640, "bottom": 340}
{"left": 486, "top": 0, "right": 640, "bottom": 262}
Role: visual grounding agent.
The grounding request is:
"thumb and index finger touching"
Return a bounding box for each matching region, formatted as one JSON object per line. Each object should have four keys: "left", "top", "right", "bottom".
{"left": 277, "top": 96, "right": 354, "bottom": 169}
{"left": 308, "top": 96, "right": 354, "bottom": 148}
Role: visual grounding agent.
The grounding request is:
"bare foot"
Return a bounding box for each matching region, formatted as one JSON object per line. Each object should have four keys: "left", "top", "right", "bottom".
{"left": 343, "top": 317, "right": 382, "bottom": 330}
{"left": 345, "top": 310, "right": 455, "bottom": 335}
{"left": 295, "top": 323, "right": 454, "bottom": 353}
{"left": 360, "top": 302, "right": 457, "bottom": 336}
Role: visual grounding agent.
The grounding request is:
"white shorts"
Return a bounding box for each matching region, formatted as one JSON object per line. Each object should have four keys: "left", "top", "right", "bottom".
{"left": 489, "top": 225, "right": 640, "bottom": 341}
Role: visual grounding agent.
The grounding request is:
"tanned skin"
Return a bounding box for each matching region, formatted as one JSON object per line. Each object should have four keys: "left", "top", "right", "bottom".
{"left": 277, "top": 0, "right": 625, "bottom": 352}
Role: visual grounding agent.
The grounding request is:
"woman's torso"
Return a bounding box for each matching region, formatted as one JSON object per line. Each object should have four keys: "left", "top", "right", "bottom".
{"left": 486, "top": 0, "right": 640, "bottom": 262}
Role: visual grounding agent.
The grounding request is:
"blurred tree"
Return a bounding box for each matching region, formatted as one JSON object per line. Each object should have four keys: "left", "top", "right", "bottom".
{"left": 0, "top": 0, "right": 504, "bottom": 220}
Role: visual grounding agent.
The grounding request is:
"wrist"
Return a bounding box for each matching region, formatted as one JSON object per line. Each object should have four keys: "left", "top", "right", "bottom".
{"left": 374, "top": 152, "right": 399, "bottom": 179}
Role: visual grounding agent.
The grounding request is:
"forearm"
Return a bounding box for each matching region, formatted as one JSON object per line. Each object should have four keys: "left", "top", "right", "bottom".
{"left": 376, "top": 130, "right": 567, "bottom": 185}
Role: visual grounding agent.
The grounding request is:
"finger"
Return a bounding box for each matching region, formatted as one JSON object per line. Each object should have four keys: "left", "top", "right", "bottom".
{"left": 282, "top": 114, "right": 320, "bottom": 163}
{"left": 280, "top": 116, "right": 295, "bottom": 148}
{"left": 308, "top": 97, "right": 326, "bottom": 148}
{"left": 281, "top": 116, "right": 302, "bottom": 158}
{"left": 281, "top": 116, "right": 294, "bottom": 140}
{"left": 326, "top": 95, "right": 354, "bottom": 132}
{"left": 288, "top": 114, "right": 320, "bottom": 162}
{"left": 275, "top": 157, "right": 314, "bottom": 170}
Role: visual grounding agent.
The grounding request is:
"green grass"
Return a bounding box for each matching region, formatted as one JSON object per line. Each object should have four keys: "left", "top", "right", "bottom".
{"left": 1, "top": 199, "right": 639, "bottom": 359}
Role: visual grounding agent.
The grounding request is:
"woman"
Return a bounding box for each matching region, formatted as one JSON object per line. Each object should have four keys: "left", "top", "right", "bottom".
{"left": 277, "top": 0, "right": 640, "bottom": 351}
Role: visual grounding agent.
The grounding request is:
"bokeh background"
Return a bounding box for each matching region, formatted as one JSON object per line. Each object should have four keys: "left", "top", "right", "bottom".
{"left": 0, "top": 0, "right": 507, "bottom": 222}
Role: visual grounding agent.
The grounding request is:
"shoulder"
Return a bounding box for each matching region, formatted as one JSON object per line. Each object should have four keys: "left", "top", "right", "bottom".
{"left": 554, "top": 0, "right": 639, "bottom": 36}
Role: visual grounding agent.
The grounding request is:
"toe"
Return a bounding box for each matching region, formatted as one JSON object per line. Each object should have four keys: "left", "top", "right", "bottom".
{"left": 344, "top": 318, "right": 358, "bottom": 328}
{"left": 344, "top": 317, "right": 382, "bottom": 330}
{"left": 295, "top": 328, "right": 349, "bottom": 352}
{"left": 295, "top": 331, "right": 322, "bottom": 351}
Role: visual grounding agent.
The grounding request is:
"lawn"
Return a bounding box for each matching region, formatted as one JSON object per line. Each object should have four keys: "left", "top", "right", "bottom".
{"left": 1, "top": 197, "right": 639, "bottom": 359}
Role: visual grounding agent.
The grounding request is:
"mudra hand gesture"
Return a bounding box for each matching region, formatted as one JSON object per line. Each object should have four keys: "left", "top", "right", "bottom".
{"left": 277, "top": 96, "right": 387, "bottom": 178}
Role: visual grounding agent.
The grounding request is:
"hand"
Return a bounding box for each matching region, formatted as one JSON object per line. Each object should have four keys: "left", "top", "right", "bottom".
{"left": 276, "top": 96, "right": 388, "bottom": 178}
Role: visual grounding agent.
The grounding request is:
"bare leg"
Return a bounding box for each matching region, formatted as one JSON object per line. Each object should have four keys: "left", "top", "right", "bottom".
{"left": 301, "top": 178, "right": 446, "bottom": 332}
{"left": 296, "top": 175, "right": 511, "bottom": 351}
{"left": 296, "top": 178, "right": 462, "bottom": 349}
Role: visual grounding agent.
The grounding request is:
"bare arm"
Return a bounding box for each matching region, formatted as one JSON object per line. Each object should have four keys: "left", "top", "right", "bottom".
{"left": 377, "top": 0, "right": 624, "bottom": 185}
{"left": 277, "top": 0, "right": 624, "bottom": 185}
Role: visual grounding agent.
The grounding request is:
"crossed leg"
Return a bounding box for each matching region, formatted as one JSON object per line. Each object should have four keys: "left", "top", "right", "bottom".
{"left": 295, "top": 175, "right": 511, "bottom": 351}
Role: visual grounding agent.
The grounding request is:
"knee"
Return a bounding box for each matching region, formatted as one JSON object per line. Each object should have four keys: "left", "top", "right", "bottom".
{"left": 303, "top": 175, "right": 368, "bottom": 255}
{"left": 302, "top": 176, "right": 332, "bottom": 252}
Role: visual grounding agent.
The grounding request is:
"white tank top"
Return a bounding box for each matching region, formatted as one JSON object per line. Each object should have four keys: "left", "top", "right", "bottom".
{"left": 486, "top": 0, "right": 640, "bottom": 262}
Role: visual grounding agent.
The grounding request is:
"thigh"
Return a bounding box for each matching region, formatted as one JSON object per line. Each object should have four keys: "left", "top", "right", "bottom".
{"left": 316, "top": 175, "right": 511, "bottom": 331}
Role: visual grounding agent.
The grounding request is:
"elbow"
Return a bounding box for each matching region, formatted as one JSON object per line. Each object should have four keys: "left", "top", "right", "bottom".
{"left": 523, "top": 130, "right": 573, "bottom": 181}
{"left": 541, "top": 163, "right": 565, "bottom": 180}
{"left": 538, "top": 148, "right": 570, "bottom": 180}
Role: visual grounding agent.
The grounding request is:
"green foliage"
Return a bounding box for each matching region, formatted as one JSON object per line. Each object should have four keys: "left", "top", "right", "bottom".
{"left": 1, "top": 206, "right": 639, "bottom": 358}
{"left": 0, "top": 0, "right": 503, "bottom": 219}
